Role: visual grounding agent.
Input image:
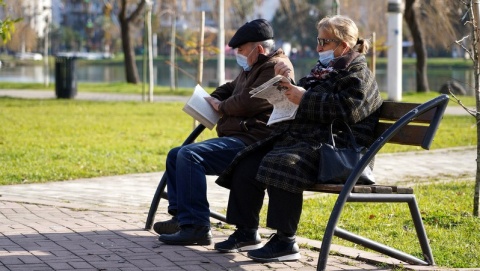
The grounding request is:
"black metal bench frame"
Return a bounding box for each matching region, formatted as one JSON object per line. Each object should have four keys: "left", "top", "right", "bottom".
{"left": 145, "top": 94, "right": 449, "bottom": 271}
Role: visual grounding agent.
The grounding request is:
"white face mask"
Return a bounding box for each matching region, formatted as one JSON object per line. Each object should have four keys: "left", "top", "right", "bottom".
{"left": 235, "top": 46, "right": 257, "bottom": 71}
{"left": 318, "top": 50, "right": 335, "bottom": 66}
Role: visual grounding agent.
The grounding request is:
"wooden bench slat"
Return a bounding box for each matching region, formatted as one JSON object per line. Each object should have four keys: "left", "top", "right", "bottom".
{"left": 371, "top": 186, "right": 393, "bottom": 193}
{"left": 308, "top": 184, "right": 412, "bottom": 194}
{"left": 379, "top": 101, "right": 436, "bottom": 123}
{"left": 395, "top": 187, "right": 414, "bottom": 194}
{"left": 375, "top": 123, "right": 429, "bottom": 146}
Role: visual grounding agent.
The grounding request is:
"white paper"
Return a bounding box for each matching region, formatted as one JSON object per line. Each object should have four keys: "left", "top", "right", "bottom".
{"left": 182, "top": 85, "right": 221, "bottom": 130}
{"left": 250, "top": 75, "right": 299, "bottom": 125}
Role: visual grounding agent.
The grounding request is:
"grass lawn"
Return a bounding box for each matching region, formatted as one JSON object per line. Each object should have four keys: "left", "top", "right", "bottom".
{"left": 0, "top": 97, "right": 476, "bottom": 185}
{"left": 0, "top": 98, "right": 216, "bottom": 185}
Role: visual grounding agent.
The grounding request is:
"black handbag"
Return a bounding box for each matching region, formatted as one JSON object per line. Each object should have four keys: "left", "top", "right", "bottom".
{"left": 317, "top": 119, "right": 375, "bottom": 185}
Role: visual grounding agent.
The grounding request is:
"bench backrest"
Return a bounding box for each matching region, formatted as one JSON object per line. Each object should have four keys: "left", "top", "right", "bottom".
{"left": 375, "top": 101, "right": 437, "bottom": 148}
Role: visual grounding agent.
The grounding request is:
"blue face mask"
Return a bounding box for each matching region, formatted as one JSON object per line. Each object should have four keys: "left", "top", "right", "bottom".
{"left": 236, "top": 54, "right": 251, "bottom": 71}
{"left": 318, "top": 50, "right": 335, "bottom": 66}
{"left": 236, "top": 47, "right": 257, "bottom": 71}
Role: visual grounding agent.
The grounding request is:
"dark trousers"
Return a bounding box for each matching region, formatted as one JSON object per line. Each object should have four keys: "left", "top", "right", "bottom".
{"left": 226, "top": 147, "right": 303, "bottom": 235}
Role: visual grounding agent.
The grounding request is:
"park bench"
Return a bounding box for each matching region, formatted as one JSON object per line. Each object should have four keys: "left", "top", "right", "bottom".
{"left": 145, "top": 94, "right": 449, "bottom": 271}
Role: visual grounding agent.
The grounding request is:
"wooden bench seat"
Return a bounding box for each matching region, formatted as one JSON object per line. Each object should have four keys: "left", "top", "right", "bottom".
{"left": 145, "top": 94, "right": 449, "bottom": 271}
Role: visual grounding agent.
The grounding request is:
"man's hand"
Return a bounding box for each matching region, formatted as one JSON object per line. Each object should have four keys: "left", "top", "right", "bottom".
{"left": 274, "top": 61, "right": 293, "bottom": 79}
{"left": 204, "top": 96, "right": 221, "bottom": 111}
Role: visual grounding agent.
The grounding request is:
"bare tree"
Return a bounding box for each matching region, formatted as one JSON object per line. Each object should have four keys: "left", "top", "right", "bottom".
{"left": 463, "top": 0, "right": 480, "bottom": 217}
{"left": 450, "top": 0, "right": 479, "bottom": 216}
{"left": 404, "top": 0, "right": 467, "bottom": 92}
{"left": 342, "top": 1, "right": 464, "bottom": 92}
{"left": 118, "top": 0, "right": 146, "bottom": 84}
{"left": 404, "top": 0, "right": 429, "bottom": 92}
{"left": 271, "top": 0, "right": 326, "bottom": 51}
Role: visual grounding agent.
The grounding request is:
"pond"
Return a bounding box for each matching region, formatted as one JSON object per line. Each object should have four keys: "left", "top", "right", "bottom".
{"left": 0, "top": 59, "right": 475, "bottom": 95}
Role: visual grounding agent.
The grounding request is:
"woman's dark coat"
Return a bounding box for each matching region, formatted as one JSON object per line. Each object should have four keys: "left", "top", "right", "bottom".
{"left": 216, "top": 53, "right": 383, "bottom": 193}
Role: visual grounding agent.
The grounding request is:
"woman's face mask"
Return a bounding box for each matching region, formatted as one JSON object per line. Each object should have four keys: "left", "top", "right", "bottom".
{"left": 236, "top": 46, "right": 257, "bottom": 71}
{"left": 318, "top": 50, "right": 335, "bottom": 66}
{"left": 318, "top": 43, "right": 345, "bottom": 66}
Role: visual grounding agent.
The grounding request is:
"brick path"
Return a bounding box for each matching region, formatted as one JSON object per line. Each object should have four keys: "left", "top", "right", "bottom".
{"left": 0, "top": 200, "right": 402, "bottom": 271}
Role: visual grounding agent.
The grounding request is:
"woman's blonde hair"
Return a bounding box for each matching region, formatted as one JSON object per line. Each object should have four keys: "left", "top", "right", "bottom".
{"left": 317, "top": 15, "right": 370, "bottom": 54}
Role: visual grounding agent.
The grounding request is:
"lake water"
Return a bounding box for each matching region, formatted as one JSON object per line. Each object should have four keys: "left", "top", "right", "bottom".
{"left": 0, "top": 59, "right": 475, "bottom": 95}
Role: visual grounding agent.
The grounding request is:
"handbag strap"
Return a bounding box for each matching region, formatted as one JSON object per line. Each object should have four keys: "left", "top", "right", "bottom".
{"left": 328, "top": 119, "right": 362, "bottom": 150}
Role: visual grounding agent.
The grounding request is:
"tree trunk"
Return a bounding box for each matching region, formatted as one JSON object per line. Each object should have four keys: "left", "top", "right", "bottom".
{"left": 118, "top": 0, "right": 146, "bottom": 84}
{"left": 471, "top": 0, "right": 480, "bottom": 217}
{"left": 404, "top": 0, "right": 429, "bottom": 92}
{"left": 120, "top": 18, "right": 140, "bottom": 84}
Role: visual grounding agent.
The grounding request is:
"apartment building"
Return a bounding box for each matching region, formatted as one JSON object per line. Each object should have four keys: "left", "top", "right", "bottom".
{"left": 20, "top": 0, "right": 52, "bottom": 38}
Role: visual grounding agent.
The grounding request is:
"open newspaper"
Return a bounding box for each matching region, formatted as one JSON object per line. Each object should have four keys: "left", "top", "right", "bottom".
{"left": 182, "top": 85, "right": 221, "bottom": 130}
{"left": 249, "top": 75, "right": 299, "bottom": 125}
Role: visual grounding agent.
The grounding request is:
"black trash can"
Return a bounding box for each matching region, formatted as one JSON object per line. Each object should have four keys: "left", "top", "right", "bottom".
{"left": 55, "top": 56, "right": 77, "bottom": 99}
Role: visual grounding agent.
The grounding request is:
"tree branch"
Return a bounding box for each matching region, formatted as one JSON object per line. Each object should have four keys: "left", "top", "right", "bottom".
{"left": 455, "top": 34, "right": 474, "bottom": 61}
{"left": 127, "top": 0, "right": 146, "bottom": 22}
{"left": 448, "top": 90, "right": 478, "bottom": 117}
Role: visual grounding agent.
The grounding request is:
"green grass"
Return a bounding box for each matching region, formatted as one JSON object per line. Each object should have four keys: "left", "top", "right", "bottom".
{"left": 0, "top": 97, "right": 475, "bottom": 185}
{"left": 290, "top": 180, "right": 479, "bottom": 268}
{"left": 0, "top": 98, "right": 216, "bottom": 185}
{"left": 384, "top": 91, "right": 477, "bottom": 107}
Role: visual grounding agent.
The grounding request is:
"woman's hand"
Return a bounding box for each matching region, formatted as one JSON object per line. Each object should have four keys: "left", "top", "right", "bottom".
{"left": 277, "top": 79, "right": 306, "bottom": 105}
{"left": 274, "top": 61, "right": 293, "bottom": 79}
{"left": 204, "top": 96, "right": 221, "bottom": 111}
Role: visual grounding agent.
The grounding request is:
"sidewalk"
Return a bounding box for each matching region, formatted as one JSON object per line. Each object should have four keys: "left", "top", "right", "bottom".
{"left": 0, "top": 89, "right": 473, "bottom": 116}
{"left": 0, "top": 90, "right": 477, "bottom": 270}
{"left": 0, "top": 89, "right": 188, "bottom": 103}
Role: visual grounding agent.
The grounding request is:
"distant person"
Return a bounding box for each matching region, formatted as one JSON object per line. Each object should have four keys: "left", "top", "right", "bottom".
{"left": 214, "top": 15, "right": 383, "bottom": 262}
{"left": 155, "top": 19, "right": 295, "bottom": 246}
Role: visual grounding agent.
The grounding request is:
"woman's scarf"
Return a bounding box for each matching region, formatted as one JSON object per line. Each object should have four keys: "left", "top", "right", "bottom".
{"left": 302, "top": 51, "right": 360, "bottom": 90}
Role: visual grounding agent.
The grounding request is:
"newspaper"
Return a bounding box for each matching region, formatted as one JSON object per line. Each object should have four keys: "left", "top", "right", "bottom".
{"left": 249, "top": 75, "right": 299, "bottom": 125}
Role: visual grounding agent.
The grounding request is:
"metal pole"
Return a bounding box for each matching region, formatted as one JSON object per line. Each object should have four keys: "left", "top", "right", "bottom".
{"left": 197, "top": 11, "right": 205, "bottom": 85}
{"left": 170, "top": 11, "right": 176, "bottom": 91}
{"left": 142, "top": 9, "right": 147, "bottom": 102}
{"left": 44, "top": 15, "right": 49, "bottom": 87}
{"left": 333, "top": 0, "right": 340, "bottom": 15}
{"left": 387, "top": 0, "right": 403, "bottom": 101}
{"left": 217, "top": 0, "right": 225, "bottom": 86}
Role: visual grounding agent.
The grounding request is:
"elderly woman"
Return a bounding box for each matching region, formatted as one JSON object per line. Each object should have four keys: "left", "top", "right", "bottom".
{"left": 213, "top": 15, "right": 383, "bottom": 262}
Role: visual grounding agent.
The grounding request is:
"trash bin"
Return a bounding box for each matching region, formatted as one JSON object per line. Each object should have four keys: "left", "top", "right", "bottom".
{"left": 55, "top": 56, "right": 77, "bottom": 99}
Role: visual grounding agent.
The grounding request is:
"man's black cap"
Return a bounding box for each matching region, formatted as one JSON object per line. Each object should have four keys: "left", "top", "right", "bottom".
{"left": 228, "top": 19, "right": 274, "bottom": 49}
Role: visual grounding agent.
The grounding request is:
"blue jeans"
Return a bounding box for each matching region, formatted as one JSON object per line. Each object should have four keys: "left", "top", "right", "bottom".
{"left": 165, "top": 137, "right": 247, "bottom": 227}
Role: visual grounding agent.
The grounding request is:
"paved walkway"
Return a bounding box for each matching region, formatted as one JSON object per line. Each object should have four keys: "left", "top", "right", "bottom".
{"left": 0, "top": 90, "right": 477, "bottom": 270}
